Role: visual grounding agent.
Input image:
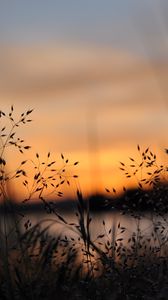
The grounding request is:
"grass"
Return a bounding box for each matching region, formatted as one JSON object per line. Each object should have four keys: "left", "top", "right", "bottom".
{"left": 1, "top": 106, "right": 168, "bottom": 299}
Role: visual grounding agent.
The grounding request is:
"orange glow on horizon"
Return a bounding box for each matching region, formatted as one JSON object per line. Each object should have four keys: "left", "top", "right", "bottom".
{"left": 1, "top": 44, "right": 168, "bottom": 203}
{"left": 4, "top": 144, "right": 166, "bottom": 202}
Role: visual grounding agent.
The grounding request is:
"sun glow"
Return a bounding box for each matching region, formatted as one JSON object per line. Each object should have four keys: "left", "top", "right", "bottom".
{"left": 1, "top": 44, "right": 168, "bottom": 202}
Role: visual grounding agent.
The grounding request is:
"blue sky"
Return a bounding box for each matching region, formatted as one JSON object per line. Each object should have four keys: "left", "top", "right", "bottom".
{"left": 0, "top": 0, "right": 168, "bottom": 58}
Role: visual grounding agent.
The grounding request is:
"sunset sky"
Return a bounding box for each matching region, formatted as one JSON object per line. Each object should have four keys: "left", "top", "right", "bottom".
{"left": 1, "top": 0, "right": 168, "bottom": 200}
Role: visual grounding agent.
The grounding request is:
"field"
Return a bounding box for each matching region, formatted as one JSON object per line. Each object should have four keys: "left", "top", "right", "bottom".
{"left": 1, "top": 107, "right": 168, "bottom": 300}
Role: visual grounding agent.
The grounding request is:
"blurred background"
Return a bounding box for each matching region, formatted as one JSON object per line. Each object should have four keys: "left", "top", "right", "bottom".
{"left": 0, "top": 0, "right": 168, "bottom": 200}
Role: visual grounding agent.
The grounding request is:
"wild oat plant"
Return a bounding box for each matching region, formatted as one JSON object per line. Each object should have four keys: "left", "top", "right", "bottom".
{"left": 0, "top": 106, "right": 168, "bottom": 299}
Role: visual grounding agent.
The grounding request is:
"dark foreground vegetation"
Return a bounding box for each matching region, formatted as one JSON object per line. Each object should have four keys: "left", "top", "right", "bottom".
{"left": 1, "top": 107, "right": 168, "bottom": 299}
